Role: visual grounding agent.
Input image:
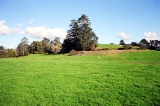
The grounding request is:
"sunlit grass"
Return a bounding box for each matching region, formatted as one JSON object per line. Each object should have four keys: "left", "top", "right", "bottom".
{"left": 0, "top": 51, "right": 160, "bottom": 105}
{"left": 98, "top": 44, "right": 122, "bottom": 49}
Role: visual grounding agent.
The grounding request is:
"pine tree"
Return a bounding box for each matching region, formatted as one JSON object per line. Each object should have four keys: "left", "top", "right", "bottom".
{"left": 63, "top": 14, "right": 98, "bottom": 52}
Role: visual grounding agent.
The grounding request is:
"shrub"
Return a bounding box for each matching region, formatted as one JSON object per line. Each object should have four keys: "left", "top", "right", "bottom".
{"left": 69, "top": 50, "right": 77, "bottom": 56}
{"left": 24, "top": 51, "right": 30, "bottom": 56}
{"left": 118, "top": 48, "right": 125, "bottom": 50}
{"left": 7, "top": 49, "right": 16, "bottom": 57}
{"left": 123, "top": 45, "right": 133, "bottom": 50}
{"left": 90, "top": 44, "right": 96, "bottom": 51}
{"left": 139, "top": 46, "right": 147, "bottom": 50}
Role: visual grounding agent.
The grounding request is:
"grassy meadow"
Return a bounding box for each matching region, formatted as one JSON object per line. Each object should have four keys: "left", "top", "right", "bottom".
{"left": 0, "top": 50, "right": 160, "bottom": 105}
{"left": 97, "top": 44, "right": 122, "bottom": 49}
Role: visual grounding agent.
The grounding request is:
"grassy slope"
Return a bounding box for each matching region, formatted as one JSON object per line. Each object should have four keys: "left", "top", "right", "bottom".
{"left": 98, "top": 44, "right": 122, "bottom": 49}
{"left": 0, "top": 51, "right": 160, "bottom": 106}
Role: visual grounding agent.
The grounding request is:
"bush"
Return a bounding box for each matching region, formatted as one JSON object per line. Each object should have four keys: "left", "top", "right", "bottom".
{"left": 90, "top": 44, "right": 96, "bottom": 51}
{"left": 118, "top": 48, "right": 125, "bottom": 50}
{"left": 7, "top": 49, "right": 16, "bottom": 57}
{"left": 33, "top": 51, "right": 39, "bottom": 54}
{"left": 69, "top": 50, "right": 77, "bottom": 56}
{"left": 123, "top": 45, "right": 133, "bottom": 50}
{"left": 139, "top": 46, "right": 147, "bottom": 50}
{"left": 24, "top": 51, "right": 30, "bottom": 56}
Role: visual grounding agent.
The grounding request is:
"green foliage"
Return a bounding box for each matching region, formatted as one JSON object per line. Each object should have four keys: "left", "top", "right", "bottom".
{"left": 29, "top": 37, "right": 62, "bottom": 54}
{"left": 6, "top": 49, "right": 16, "bottom": 57}
{"left": 0, "top": 46, "right": 17, "bottom": 58}
{"left": 0, "top": 51, "right": 160, "bottom": 105}
{"left": 29, "top": 41, "right": 44, "bottom": 54}
{"left": 24, "top": 51, "right": 30, "bottom": 56}
{"left": 0, "top": 45, "right": 5, "bottom": 58}
{"left": 63, "top": 14, "right": 98, "bottom": 52}
{"left": 17, "top": 37, "right": 29, "bottom": 56}
{"left": 49, "top": 37, "right": 62, "bottom": 54}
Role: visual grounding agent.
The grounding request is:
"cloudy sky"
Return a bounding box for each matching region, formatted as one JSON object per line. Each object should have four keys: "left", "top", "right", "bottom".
{"left": 0, "top": 0, "right": 160, "bottom": 48}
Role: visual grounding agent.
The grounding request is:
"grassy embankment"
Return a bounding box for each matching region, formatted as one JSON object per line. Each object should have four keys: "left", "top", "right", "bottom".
{"left": 97, "top": 44, "right": 122, "bottom": 50}
{"left": 0, "top": 50, "right": 160, "bottom": 105}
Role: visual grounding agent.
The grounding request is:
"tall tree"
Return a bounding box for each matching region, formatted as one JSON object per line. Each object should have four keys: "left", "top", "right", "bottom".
{"left": 41, "top": 37, "right": 50, "bottom": 53}
{"left": 149, "top": 40, "right": 160, "bottom": 50}
{"left": 49, "top": 37, "right": 62, "bottom": 54}
{"left": 29, "top": 37, "right": 62, "bottom": 54}
{"left": 0, "top": 45, "right": 6, "bottom": 58}
{"left": 139, "top": 39, "right": 148, "bottom": 46}
{"left": 53, "top": 37, "right": 62, "bottom": 53}
{"left": 17, "top": 37, "right": 29, "bottom": 56}
{"left": 119, "top": 40, "right": 125, "bottom": 45}
{"left": 63, "top": 14, "right": 98, "bottom": 52}
{"left": 29, "top": 41, "right": 36, "bottom": 54}
{"left": 0, "top": 45, "right": 4, "bottom": 50}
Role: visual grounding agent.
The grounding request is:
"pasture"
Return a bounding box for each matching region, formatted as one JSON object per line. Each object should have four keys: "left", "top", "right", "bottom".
{"left": 0, "top": 50, "right": 160, "bottom": 106}
{"left": 97, "top": 44, "right": 122, "bottom": 49}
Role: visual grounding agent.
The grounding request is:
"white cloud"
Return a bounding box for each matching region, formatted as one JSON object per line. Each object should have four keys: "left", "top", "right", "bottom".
{"left": 25, "top": 26, "right": 67, "bottom": 39}
{"left": 18, "top": 30, "right": 26, "bottom": 35}
{"left": 9, "top": 28, "right": 26, "bottom": 35}
{"left": 29, "top": 19, "right": 34, "bottom": 24}
{"left": 16, "top": 23, "right": 22, "bottom": 27}
{"left": 116, "top": 32, "right": 133, "bottom": 40}
{"left": 0, "top": 20, "right": 67, "bottom": 40}
{"left": 10, "top": 28, "right": 20, "bottom": 33}
{"left": 158, "top": 31, "right": 160, "bottom": 36}
{"left": 0, "top": 20, "right": 10, "bottom": 35}
{"left": 0, "top": 20, "right": 22, "bottom": 35}
{"left": 144, "top": 31, "right": 159, "bottom": 41}
{"left": 0, "top": 21, "right": 23, "bottom": 36}
{"left": 16, "top": 19, "right": 34, "bottom": 27}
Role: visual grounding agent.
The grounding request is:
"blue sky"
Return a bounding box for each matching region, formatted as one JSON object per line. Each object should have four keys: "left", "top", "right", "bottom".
{"left": 0, "top": 0, "right": 160, "bottom": 48}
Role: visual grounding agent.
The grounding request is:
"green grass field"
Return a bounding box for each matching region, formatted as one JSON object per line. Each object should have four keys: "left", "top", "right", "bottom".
{"left": 0, "top": 50, "right": 160, "bottom": 106}
{"left": 98, "top": 44, "right": 122, "bottom": 49}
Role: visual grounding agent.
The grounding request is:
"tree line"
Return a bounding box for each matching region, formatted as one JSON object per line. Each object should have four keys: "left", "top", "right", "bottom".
{"left": 0, "top": 36, "right": 64, "bottom": 58}
{"left": 0, "top": 14, "right": 159, "bottom": 58}
{"left": 0, "top": 14, "right": 98, "bottom": 58}
{"left": 119, "top": 39, "right": 160, "bottom": 50}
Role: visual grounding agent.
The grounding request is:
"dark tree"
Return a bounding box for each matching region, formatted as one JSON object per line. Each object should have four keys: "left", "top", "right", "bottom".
{"left": 0, "top": 45, "right": 5, "bottom": 55}
{"left": 62, "top": 14, "right": 98, "bottom": 52}
{"left": 149, "top": 40, "right": 160, "bottom": 50}
{"left": 0, "top": 45, "right": 4, "bottom": 50}
{"left": 138, "top": 39, "right": 149, "bottom": 50}
{"left": 131, "top": 42, "right": 138, "bottom": 46}
{"left": 139, "top": 39, "right": 149, "bottom": 46}
{"left": 0, "top": 45, "right": 6, "bottom": 58}
{"left": 119, "top": 40, "right": 125, "bottom": 45}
